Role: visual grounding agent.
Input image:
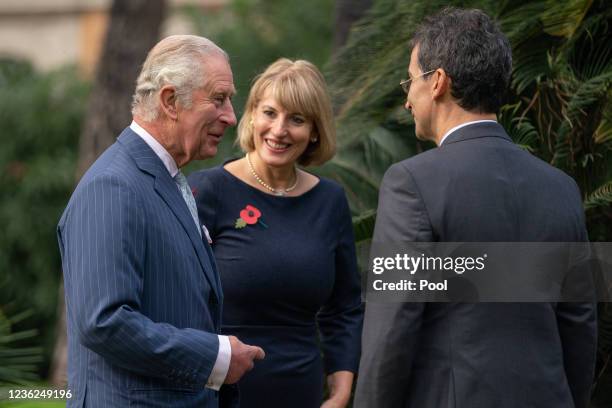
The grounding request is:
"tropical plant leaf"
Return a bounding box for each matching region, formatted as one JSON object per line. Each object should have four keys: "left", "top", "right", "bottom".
{"left": 499, "top": 103, "right": 539, "bottom": 151}
{"left": 0, "top": 307, "right": 42, "bottom": 385}
{"left": 352, "top": 209, "right": 377, "bottom": 244}
{"left": 594, "top": 103, "right": 612, "bottom": 144}
{"left": 584, "top": 180, "right": 612, "bottom": 210}
{"left": 567, "top": 11, "right": 612, "bottom": 80}
{"left": 565, "top": 70, "right": 612, "bottom": 122}
{"left": 500, "top": 1, "right": 555, "bottom": 93}
{"left": 541, "top": 0, "right": 593, "bottom": 38}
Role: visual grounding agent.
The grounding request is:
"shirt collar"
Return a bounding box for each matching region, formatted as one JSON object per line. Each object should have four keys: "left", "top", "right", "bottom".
{"left": 439, "top": 120, "right": 498, "bottom": 146}
{"left": 130, "top": 120, "right": 179, "bottom": 178}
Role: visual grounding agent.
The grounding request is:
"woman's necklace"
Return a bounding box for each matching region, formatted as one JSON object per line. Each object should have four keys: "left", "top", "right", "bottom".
{"left": 246, "top": 152, "right": 298, "bottom": 196}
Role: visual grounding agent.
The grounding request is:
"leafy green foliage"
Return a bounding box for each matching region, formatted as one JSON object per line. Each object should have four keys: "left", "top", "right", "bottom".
{"left": 585, "top": 181, "right": 612, "bottom": 209}
{"left": 498, "top": 0, "right": 612, "bottom": 245}
{"left": 0, "top": 307, "right": 42, "bottom": 385}
{"left": 352, "top": 209, "right": 377, "bottom": 244}
{"left": 0, "top": 59, "right": 88, "bottom": 377}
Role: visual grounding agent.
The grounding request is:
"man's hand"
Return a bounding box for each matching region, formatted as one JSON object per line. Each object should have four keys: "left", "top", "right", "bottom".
{"left": 224, "top": 335, "right": 265, "bottom": 384}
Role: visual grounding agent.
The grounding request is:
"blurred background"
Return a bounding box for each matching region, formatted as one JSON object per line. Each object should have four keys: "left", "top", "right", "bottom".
{"left": 0, "top": 0, "right": 610, "bottom": 406}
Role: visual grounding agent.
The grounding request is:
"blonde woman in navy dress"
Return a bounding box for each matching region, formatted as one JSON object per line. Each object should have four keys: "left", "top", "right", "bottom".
{"left": 188, "top": 58, "right": 363, "bottom": 408}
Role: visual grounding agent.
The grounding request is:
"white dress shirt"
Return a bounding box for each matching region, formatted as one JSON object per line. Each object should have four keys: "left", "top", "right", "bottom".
{"left": 439, "top": 119, "right": 498, "bottom": 146}
{"left": 130, "top": 120, "right": 231, "bottom": 390}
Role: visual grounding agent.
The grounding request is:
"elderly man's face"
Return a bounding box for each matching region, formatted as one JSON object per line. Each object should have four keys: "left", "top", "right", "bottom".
{"left": 176, "top": 55, "right": 237, "bottom": 164}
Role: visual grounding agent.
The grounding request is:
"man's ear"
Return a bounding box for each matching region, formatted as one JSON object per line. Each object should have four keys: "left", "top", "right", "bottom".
{"left": 159, "top": 85, "right": 179, "bottom": 120}
{"left": 431, "top": 68, "right": 450, "bottom": 100}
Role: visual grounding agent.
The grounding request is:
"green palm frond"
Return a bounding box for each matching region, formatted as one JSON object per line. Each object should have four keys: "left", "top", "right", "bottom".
{"left": 594, "top": 103, "right": 612, "bottom": 144}
{"left": 320, "top": 122, "right": 417, "bottom": 213}
{"left": 512, "top": 44, "right": 555, "bottom": 94}
{"left": 0, "top": 308, "right": 42, "bottom": 385}
{"left": 500, "top": 1, "right": 554, "bottom": 93}
{"left": 318, "top": 158, "right": 381, "bottom": 213}
{"left": 584, "top": 180, "right": 612, "bottom": 210}
{"left": 565, "top": 71, "right": 612, "bottom": 122}
{"left": 352, "top": 209, "right": 377, "bottom": 244}
{"left": 567, "top": 11, "right": 612, "bottom": 80}
{"left": 541, "top": 0, "right": 593, "bottom": 38}
{"left": 499, "top": 103, "right": 539, "bottom": 151}
{"left": 550, "top": 121, "right": 574, "bottom": 168}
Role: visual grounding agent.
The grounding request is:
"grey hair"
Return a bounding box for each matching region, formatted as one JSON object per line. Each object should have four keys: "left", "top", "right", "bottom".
{"left": 131, "top": 35, "right": 228, "bottom": 121}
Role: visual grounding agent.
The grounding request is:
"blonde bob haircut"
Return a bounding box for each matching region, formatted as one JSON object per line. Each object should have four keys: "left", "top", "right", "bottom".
{"left": 237, "top": 58, "right": 336, "bottom": 166}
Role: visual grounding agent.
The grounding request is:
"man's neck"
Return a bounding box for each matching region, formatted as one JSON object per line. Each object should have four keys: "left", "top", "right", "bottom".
{"left": 133, "top": 117, "right": 164, "bottom": 144}
{"left": 133, "top": 116, "right": 185, "bottom": 167}
{"left": 431, "top": 107, "right": 496, "bottom": 145}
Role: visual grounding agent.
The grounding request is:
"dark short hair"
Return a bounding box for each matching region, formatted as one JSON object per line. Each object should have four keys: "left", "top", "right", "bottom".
{"left": 411, "top": 7, "right": 512, "bottom": 114}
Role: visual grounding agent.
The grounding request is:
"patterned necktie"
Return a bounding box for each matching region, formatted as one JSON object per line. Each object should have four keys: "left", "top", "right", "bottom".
{"left": 174, "top": 171, "right": 202, "bottom": 237}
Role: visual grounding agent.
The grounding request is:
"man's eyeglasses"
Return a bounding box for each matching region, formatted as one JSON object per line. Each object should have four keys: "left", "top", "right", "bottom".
{"left": 400, "top": 70, "right": 436, "bottom": 94}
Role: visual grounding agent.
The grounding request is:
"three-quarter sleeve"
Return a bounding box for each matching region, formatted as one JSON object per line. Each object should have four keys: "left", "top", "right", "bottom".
{"left": 188, "top": 170, "right": 219, "bottom": 237}
{"left": 317, "top": 189, "right": 364, "bottom": 374}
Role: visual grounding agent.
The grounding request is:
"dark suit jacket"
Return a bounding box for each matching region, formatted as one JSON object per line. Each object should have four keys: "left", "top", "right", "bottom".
{"left": 57, "top": 128, "right": 229, "bottom": 407}
{"left": 354, "top": 122, "right": 597, "bottom": 408}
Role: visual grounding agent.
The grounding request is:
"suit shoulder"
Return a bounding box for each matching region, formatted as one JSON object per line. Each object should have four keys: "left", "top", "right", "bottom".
{"left": 79, "top": 141, "right": 137, "bottom": 182}
{"left": 72, "top": 171, "right": 140, "bottom": 206}
{"left": 521, "top": 151, "right": 582, "bottom": 196}
{"left": 61, "top": 170, "right": 144, "bottom": 230}
{"left": 381, "top": 159, "right": 420, "bottom": 184}
{"left": 399, "top": 147, "right": 441, "bottom": 169}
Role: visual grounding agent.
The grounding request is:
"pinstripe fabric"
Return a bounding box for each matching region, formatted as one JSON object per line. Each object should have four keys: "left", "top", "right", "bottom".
{"left": 57, "top": 128, "right": 224, "bottom": 407}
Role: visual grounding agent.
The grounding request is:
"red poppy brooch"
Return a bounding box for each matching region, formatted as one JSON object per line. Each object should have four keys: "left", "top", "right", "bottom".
{"left": 235, "top": 204, "right": 268, "bottom": 229}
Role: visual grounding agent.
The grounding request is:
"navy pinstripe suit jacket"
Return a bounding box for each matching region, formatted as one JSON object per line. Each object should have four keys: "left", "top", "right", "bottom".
{"left": 58, "top": 128, "right": 224, "bottom": 407}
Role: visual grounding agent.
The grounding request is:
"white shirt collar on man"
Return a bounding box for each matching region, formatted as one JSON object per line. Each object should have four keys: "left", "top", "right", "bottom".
{"left": 130, "top": 120, "right": 179, "bottom": 177}
{"left": 439, "top": 119, "right": 498, "bottom": 146}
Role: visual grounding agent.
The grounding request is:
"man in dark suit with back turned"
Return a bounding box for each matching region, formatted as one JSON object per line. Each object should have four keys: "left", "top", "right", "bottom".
{"left": 354, "top": 8, "right": 596, "bottom": 408}
{"left": 57, "top": 35, "right": 264, "bottom": 407}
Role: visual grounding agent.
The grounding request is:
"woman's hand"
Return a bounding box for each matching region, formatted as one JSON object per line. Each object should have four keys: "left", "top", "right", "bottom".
{"left": 321, "top": 370, "right": 354, "bottom": 408}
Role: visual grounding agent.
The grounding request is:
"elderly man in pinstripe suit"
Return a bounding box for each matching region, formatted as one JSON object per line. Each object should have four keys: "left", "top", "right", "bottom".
{"left": 57, "top": 35, "right": 264, "bottom": 407}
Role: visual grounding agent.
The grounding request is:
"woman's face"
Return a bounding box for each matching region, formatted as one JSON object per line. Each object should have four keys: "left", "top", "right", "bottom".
{"left": 251, "top": 90, "right": 314, "bottom": 169}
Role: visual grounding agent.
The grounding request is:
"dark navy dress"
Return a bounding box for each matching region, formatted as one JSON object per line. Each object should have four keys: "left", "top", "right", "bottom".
{"left": 188, "top": 163, "right": 363, "bottom": 408}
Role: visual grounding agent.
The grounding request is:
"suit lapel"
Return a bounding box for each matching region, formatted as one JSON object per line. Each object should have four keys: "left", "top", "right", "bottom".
{"left": 201, "top": 238, "right": 223, "bottom": 305}
{"left": 117, "top": 128, "right": 221, "bottom": 302}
